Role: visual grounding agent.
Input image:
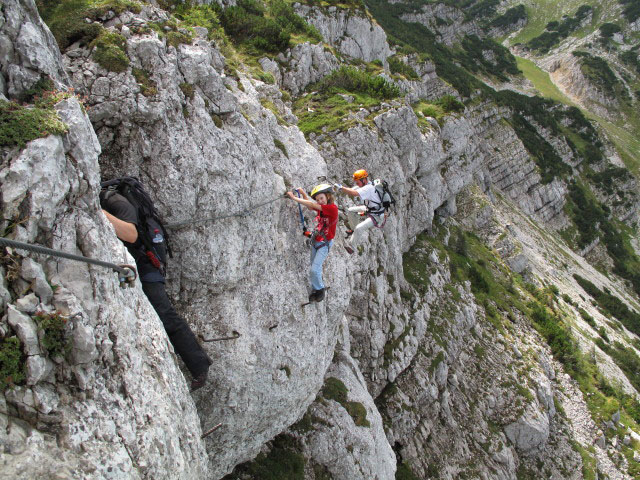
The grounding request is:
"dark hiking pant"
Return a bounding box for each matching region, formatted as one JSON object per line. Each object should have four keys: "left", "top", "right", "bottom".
{"left": 142, "top": 281, "right": 211, "bottom": 378}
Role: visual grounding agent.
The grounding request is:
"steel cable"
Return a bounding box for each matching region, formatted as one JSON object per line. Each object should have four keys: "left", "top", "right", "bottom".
{"left": 0, "top": 237, "right": 131, "bottom": 275}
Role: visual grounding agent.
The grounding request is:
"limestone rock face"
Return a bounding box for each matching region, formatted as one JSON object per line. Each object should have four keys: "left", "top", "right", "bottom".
{"left": 400, "top": 3, "right": 481, "bottom": 46}
{"left": 0, "top": 0, "right": 68, "bottom": 98}
{"left": 295, "top": 5, "right": 393, "bottom": 63}
{"left": 276, "top": 42, "right": 340, "bottom": 95}
{"left": 0, "top": 96, "right": 208, "bottom": 479}
{"left": 289, "top": 338, "right": 396, "bottom": 480}
{"left": 538, "top": 47, "right": 625, "bottom": 121}
{"left": 63, "top": 6, "right": 351, "bottom": 477}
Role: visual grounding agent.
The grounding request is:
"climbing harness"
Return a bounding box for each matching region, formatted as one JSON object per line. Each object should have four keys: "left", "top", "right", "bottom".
{"left": 0, "top": 237, "right": 137, "bottom": 288}
{"left": 199, "top": 331, "right": 241, "bottom": 343}
{"left": 201, "top": 423, "right": 222, "bottom": 439}
{"left": 165, "top": 194, "right": 286, "bottom": 230}
{"left": 369, "top": 212, "right": 388, "bottom": 229}
{"left": 295, "top": 190, "right": 311, "bottom": 238}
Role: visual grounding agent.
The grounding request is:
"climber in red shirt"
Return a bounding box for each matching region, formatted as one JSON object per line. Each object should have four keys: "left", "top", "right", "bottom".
{"left": 286, "top": 184, "right": 338, "bottom": 302}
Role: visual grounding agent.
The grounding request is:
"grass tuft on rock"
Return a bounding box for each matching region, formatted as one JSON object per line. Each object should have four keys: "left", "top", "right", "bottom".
{"left": 0, "top": 336, "right": 25, "bottom": 390}
{"left": 179, "top": 82, "right": 195, "bottom": 100}
{"left": 0, "top": 94, "right": 69, "bottom": 148}
{"left": 132, "top": 68, "right": 158, "bottom": 97}
{"left": 91, "top": 30, "right": 129, "bottom": 72}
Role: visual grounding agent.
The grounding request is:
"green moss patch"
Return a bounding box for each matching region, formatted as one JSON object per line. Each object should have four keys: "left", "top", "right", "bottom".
{"left": 37, "top": 0, "right": 141, "bottom": 51}
{"left": 0, "top": 95, "right": 69, "bottom": 148}
{"left": 0, "top": 336, "right": 25, "bottom": 390}
{"left": 321, "top": 377, "right": 371, "bottom": 427}
{"left": 274, "top": 139, "right": 288, "bottom": 157}
{"left": 179, "top": 82, "right": 195, "bottom": 100}
{"left": 91, "top": 31, "right": 129, "bottom": 72}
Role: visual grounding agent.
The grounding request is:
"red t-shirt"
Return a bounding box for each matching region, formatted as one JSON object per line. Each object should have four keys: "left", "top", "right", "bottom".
{"left": 315, "top": 204, "right": 339, "bottom": 242}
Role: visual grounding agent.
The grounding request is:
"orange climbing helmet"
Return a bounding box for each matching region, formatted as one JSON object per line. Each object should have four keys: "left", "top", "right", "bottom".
{"left": 352, "top": 169, "right": 368, "bottom": 181}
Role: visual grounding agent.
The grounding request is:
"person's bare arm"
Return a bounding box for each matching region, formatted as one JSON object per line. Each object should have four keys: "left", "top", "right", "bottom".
{"left": 286, "top": 190, "right": 322, "bottom": 211}
{"left": 338, "top": 185, "right": 360, "bottom": 197}
{"left": 102, "top": 210, "right": 138, "bottom": 243}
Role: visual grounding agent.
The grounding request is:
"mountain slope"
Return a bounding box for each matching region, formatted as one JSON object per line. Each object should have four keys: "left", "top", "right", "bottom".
{"left": 1, "top": 0, "right": 640, "bottom": 479}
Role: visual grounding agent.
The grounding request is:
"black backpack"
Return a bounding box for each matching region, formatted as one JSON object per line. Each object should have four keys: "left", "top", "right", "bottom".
{"left": 100, "top": 177, "right": 172, "bottom": 272}
{"left": 368, "top": 179, "right": 396, "bottom": 215}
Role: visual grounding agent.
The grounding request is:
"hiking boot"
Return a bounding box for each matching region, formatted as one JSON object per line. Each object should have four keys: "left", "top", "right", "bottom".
{"left": 191, "top": 371, "right": 208, "bottom": 391}
{"left": 345, "top": 229, "right": 354, "bottom": 237}
{"left": 314, "top": 288, "right": 325, "bottom": 302}
{"left": 344, "top": 245, "right": 354, "bottom": 255}
{"left": 309, "top": 290, "right": 318, "bottom": 302}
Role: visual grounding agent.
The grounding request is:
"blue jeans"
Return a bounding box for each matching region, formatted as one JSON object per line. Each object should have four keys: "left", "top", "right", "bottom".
{"left": 310, "top": 240, "right": 332, "bottom": 291}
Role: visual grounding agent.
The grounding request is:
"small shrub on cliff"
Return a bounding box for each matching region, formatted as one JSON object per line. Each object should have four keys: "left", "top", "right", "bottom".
{"left": 230, "top": 433, "right": 305, "bottom": 480}
{"left": 33, "top": 311, "right": 71, "bottom": 359}
{"left": 167, "top": 30, "right": 194, "bottom": 48}
{"left": 621, "top": 0, "right": 640, "bottom": 23}
{"left": 599, "top": 23, "right": 621, "bottom": 38}
{"left": 489, "top": 5, "right": 527, "bottom": 29}
{"left": 317, "top": 66, "right": 401, "bottom": 99}
{"left": 91, "top": 31, "right": 129, "bottom": 72}
{"left": 220, "top": 0, "right": 320, "bottom": 53}
{"left": 436, "top": 94, "right": 465, "bottom": 113}
{"left": 0, "top": 336, "right": 25, "bottom": 390}
{"left": 388, "top": 56, "right": 420, "bottom": 80}
{"left": 18, "top": 76, "right": 56, "bottom": 103}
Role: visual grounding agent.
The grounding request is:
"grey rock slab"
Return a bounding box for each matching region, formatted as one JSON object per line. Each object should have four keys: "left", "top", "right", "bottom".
{"left": 26, "top": 355, "right": 54, "bottom": 385}
{"left": 15, "top": 293, "right": 39, "bottom": 314}
{"left": 20, "top": 258, "right": 53, "bottom": 304}
{"left": 7, "top": 304, "right": 40, "bottom": 355}
{"left": 296, "top": 5, "right": 392, "bottom": 63}
{"left": 291, "top": 351, "right": 396, "bottom": 480}
{"left": 0, "top": 0, "right": 68, "bottom": 97}
{"left": 70, "top": 322, "right": 98, "bottom": 365}
{"left": 504, "top": 406, "right": 550, "bottom": 452}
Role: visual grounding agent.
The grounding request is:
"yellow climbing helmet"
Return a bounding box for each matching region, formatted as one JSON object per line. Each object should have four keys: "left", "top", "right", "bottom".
{"left": 311, "top": 183, "right": 333, "bottom": 199}
{"left": 353, "top": 169, "right": 368, "bottom": 181}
